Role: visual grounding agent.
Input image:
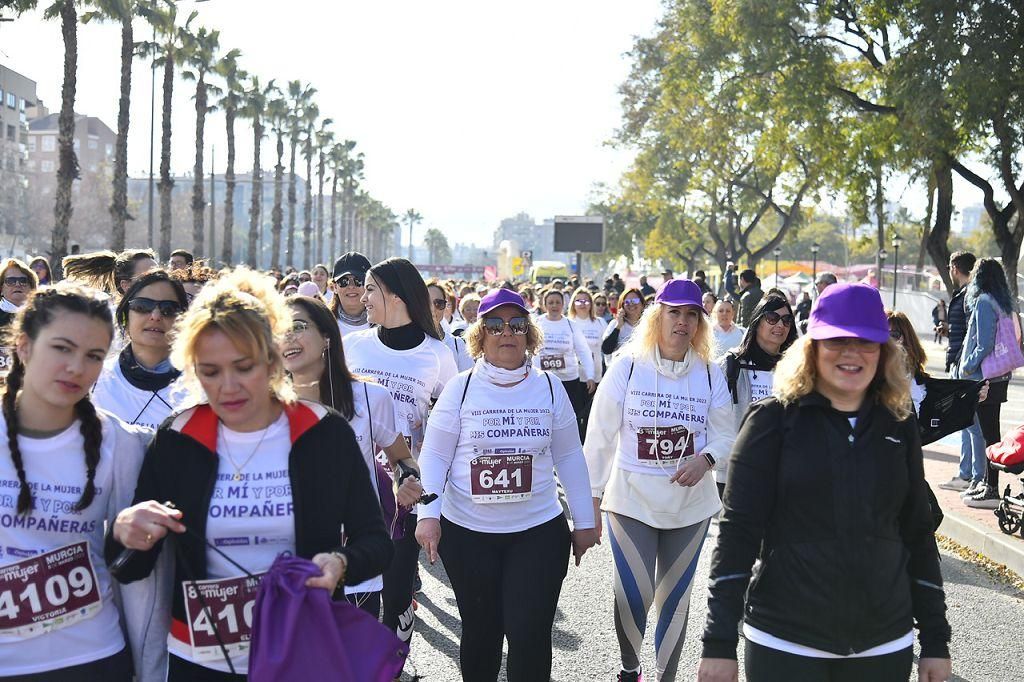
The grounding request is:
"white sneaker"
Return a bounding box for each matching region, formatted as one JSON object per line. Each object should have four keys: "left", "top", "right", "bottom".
{"left": 937, "top": 477, "right": 972, "bottom": 491}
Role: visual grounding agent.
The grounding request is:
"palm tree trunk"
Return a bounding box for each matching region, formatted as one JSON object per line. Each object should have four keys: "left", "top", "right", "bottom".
{"left": 51, "top": 0, "right": 79, "bottom": 281}
{"left": 221, "top": 104, "right": 236, "bottom": 265}
{"left": 191, "top": 75, "right": 206, "bottom": 257}
{"left": 109, "top": 13, "right": 132, "bottom": 252}
{"left": 286, "top": 137, "right": 298, "bottom": 267}
{"left": 158, "top": 54, "right": 175, "bottom": 262}
{"left": 302, "top": 139, "right": 313, "bottom": 268}
{"left": 316, "top": 151, "right": 325, "bottom": 264}
{"left": 329, "top": 173, "right": 338, "bottom": 262}
{"left": 247, "top": 115, "right": 263, "bottom": 267}
{"left": 271, "top": 131, "right": 285, "bottom": 270}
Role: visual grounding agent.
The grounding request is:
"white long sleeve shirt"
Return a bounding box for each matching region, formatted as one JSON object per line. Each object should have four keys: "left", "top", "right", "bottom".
{"left": 571, "top": 316, "right": 609, "bottom": 382}
{"left": 584, "top": 348, "right": 736, "bottom": 529}
{"left": 532, "top": 316, "right": 595, "bottom": 383}
{"left": 418, "top": 367, "right": 595, "bottom": 533}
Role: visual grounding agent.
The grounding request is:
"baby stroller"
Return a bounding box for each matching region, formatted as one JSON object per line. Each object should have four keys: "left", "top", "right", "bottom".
{"left": 988, "top": 425, "right": 1024, "bottom": 536}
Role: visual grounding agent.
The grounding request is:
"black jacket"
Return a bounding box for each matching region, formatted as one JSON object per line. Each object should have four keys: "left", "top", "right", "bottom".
{"left": 946, "top": 285, "right": 968, "bottom": 371}
{"left": 738, "top": 284, "right": 763, "bottom": 328}
{"left": 105, "top": 400, "right": 393, "bottom": 629}
{"left": 702, "top": 395, "right": 950, "bottom": 660}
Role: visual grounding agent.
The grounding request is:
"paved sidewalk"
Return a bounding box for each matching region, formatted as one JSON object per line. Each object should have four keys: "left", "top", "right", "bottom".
{"left": 925, "top": 441, "right": 1024, "bottom": 576}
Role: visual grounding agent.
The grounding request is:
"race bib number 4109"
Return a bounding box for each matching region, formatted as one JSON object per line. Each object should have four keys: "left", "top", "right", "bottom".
{"left": 183, "top": 572, "right": 265, "bottom": 662}
{"left": 0, "top": 541, "right": 102, "bottom": 639}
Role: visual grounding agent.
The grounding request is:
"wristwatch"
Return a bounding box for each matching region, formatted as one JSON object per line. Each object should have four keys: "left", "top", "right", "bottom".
{"left": 702, "top": 453, "right": 716, "bottom": 470}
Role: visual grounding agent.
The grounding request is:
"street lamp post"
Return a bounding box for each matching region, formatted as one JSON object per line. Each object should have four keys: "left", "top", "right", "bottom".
{"left": 891, "top": 234, "right": 902, "bottom": 310}
{"left": 811, "top": 242, "right": 820, "bottom": 294}
{"left": 878, "top": 249, "right": 888, "bottom": 291}
{"left": 773, "top": 247, "right": 782, "bottom": 284}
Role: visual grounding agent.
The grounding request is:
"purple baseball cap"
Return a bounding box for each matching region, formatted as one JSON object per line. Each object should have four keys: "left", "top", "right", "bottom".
{"left": 655, "top": 279, "right": 703, "bottom": 309}
{"left": 478, "top": 288, "right": 530, "bottom": 316}
{"left": 808, "top": 282, "right": 889, "bottom": 343}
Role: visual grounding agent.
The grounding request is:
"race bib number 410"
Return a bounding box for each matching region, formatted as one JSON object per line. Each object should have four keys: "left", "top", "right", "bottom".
{"left": 636, "top": 425, "right": 695, "bottom": 465}
{"left": 183, "top": 572, "right": 265, "bottom": 662}
{"left": 0, "top": 541, "right": 102, "bottom": 639}
{"left": 470, "top": 449, "right": 535, "bottom": 503}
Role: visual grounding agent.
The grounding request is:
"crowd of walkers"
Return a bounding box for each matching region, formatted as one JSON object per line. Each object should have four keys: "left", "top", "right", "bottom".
{"left": 3, "top": 243, "right": 1005, "bottom": 682}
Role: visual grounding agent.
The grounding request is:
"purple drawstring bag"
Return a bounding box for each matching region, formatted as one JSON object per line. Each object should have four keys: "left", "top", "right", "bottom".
{"left": 248, "top": 553, "right": 409, "bottom": 682}
{"left": 376, "top": 460, "right": 411, "bottom": 540}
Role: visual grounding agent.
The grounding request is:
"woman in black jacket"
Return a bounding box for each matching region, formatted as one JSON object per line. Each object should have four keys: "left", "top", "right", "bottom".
{"left": 106, "top": 268, "right": 392, "bottom": 681}
{"left": 698, "top": 283, "right": 951, "bottom": 682}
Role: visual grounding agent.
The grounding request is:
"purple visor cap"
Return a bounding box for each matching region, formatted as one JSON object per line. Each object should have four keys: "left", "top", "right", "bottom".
{"left": 655, "top": 279, "right": 704, "bottom": 309}
{"left": 478, "top": 288, "right": 530, "bottom": 316}
{"left": 808, "top": 282, "right": 890, "bottom": 343}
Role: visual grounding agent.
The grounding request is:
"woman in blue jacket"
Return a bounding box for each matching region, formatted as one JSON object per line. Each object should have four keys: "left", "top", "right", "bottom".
{"left": 955, "top": 258, "right": 1017, "bottom": 508}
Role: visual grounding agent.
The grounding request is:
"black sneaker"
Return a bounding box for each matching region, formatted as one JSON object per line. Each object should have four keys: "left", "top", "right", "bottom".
{"left": 965, "top": 485, "right": 1001, "bottom": 509}
{"left": 617, "top": 671, "right": 642, "bottom": 682}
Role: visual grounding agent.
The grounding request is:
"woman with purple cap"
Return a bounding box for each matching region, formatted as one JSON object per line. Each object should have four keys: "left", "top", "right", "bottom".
{"left": 585, "top": 279, "right": 735, "bottom": 682}
{"left": 699, "top": 283, "right": 951, "bottom": 682}
{"left": 416, "top": 287, "right": 599, "bottom": 682}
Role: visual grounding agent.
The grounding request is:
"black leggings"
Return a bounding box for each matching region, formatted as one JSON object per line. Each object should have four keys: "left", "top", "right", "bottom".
{"left": 381, "top": 512, "right": 420, "bottom": 642}
{"left": 562, "top": 378, "right": 589, "bottom": 442}
{"left": 167, "top": 656, "right": 245, "bottom": 681}
{"left": 745, "top": 640, "right": 913, "bottom": 682}
{"left": 1, "top": 648, "right": 131, "bottom": 682}
{"left": 979, "top": 400, "right": 1003, "bottom": 489}
{"left": 439, "top": 514, "right": 571, "bottom": 682}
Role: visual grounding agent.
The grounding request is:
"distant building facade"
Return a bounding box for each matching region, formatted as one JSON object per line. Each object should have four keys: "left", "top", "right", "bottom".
{"left": 0, "top": 64, "right": 37, "bottom": 235}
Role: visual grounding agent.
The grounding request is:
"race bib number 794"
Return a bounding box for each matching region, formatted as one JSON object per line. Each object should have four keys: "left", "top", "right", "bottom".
{"left": 0, "top": 541, "right": 102, "bottom": 639}
{"left": 636, "top": 425, "right": 695, "bottom": 464}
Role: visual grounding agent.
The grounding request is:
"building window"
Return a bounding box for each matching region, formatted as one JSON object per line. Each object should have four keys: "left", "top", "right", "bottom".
{"left": 5, "top": 93, "right": 14, "bottom": 109}
{"left": 105, "top": 143, "right": 113, "bottom": 157}
{"left": 27, "top": 137, "right": 35, "bottom": 152}
{"left": 88, "top": 138, "right": 97, "bottom": 150}
{"left": 5, "top": 125, "right": 14, "bottom": 142}
{"left": 42, "top": 135, "right": 56, "bottom": 152}
{"left": 18, "top": 99, "right": 25, "bottom": 113}
{"left": 41, "top": 160, "right": 54, "bottom": 173}
{"left": 26, "top": 159, "right": 35, "bottom": 171}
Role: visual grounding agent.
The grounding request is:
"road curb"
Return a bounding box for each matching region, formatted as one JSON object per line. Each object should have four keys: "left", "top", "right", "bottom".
{"left": 939, "top": 506, "right": 1024, "bottom": 578}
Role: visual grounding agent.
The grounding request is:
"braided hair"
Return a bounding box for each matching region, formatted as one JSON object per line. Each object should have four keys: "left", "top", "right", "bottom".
{"left": 3, "top": 285, "right": 114, "bottom": 514}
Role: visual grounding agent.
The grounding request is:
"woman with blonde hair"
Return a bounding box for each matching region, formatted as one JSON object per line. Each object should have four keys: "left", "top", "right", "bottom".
{"left": 107, "top": 267, "right": 392, "bottom": 680}
{"left": 601, "top": 287, "right": 646, "bottom": 362}
{"left": 699, "top": 283, "right": 951, "bottom": 682}
{"left": 568, "top": 287, "right": 608, "bottom": 439}
{"left": 585, "top": 280, "right": 735, "bottom": 682}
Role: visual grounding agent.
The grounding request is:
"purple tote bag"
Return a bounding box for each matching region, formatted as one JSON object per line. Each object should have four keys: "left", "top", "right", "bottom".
{"left": 981, "top": 312, "right": 1024, "bottom": 379}
{"left": 249, "top": 554, "right": 409, "bottom": 682}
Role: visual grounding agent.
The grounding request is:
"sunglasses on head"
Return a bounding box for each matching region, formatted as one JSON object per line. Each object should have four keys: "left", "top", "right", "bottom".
{"left": 762, "top": 311, "right": 794, "bottom": 327}
{"left": 128, "top": 297, "right": 183, "bottom": 318}
{"left": 482, "top": 316, "right": 529, "bottom": 336}
{"left": 3, "top": 276, "right": 29, "bottom": 287}
{"left": 431, "top": 298, "right": 448, "bottom": 311}
{"left": 335, "top": 275, "right": 364, "bottom": 288}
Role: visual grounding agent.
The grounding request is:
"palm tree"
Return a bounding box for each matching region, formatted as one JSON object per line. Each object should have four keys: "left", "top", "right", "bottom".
{"left": 241, "top": 76, "right": 276, "bottom": 267}
{"left": 214, "top": 48, "right": 245, "bottom": 266}
{"left": 313, "top": 119, "right": 333, "bottom": 264}
{"left": 300, "top": 102, "right": 319, "bottom": 268}
{"left": 266, "top": 96, "right": 289, "bottom": 270}
{"left": 285, "top": 80, "right": 315, "bottom": 267}
{"left": 404, "top": 209, "right": 422, "bottom": 262}
{"left": 141, "top": 3, "right": 197, "bottom": 261}
{"left": 326, "top": 141, "right": 353, "bottom": 260}
{"left": 82, "top": 0, "right": 144, "bottom": 252}
{"left": 182, "top": 26, "right": 220, "bottom": 257}
{"left": 423, "top": 227, "right": 451, "bottom": 265}
{"left": 340, "top": 145, "right": 363, "bottom": 251}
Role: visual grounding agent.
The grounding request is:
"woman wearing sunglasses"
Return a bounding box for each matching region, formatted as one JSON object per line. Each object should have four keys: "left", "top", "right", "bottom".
{"left": 699, "top": 284, "right": 951, "bottom": 682}
{"left": 427, "top": 279, "right": 474, "bottom": 372}
{"left": 585, "top": 280, "right": 735, "bottom": 682}
{"left": 601, "top": 287, "right": 646, "bottom": 362}
{"left": 717, "top": 295, "right": 798, "bottom": 496}
{"left": 92, "top": 270, "right": 189, "bottom": 431}
{"left": 343, "top": 257, "right": 458, "bottom": 647}
{"left": 416, "top": 288, "right": 598, "bottom": 682}
{"left": 329, "top": 252, "right": 372, "bottom": 336}
{"left": 0, "top": 258, "right": 38, "bottom": 331}
{"left": 107, "top": 268, "right": 392, "bottom": 681}
{"left": 534, "top": 287, "right": 596, "bottom": 425}
{"left": 593, "top": 294, "right": 613, "bottom": 323}
{"left": 568, "top": 287, "right": 608, "bottom": 440}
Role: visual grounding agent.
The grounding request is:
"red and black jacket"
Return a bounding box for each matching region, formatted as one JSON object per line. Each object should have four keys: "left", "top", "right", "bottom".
{"left": 104, "top": 400, "right": 393, "bottom": 634}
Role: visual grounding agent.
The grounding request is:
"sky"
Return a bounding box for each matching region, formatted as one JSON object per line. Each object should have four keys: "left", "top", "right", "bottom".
{"left": 0, "top": 0, "right": 664, "bottom": 248}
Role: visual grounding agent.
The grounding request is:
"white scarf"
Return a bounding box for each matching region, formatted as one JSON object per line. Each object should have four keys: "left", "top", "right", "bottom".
{"left": 649, "top": 345, "right": 694, "bottom": 380}
{"left": 0, "top": 298, "right": 20, "bottom": 314}
{"left": 474, "top": 357, "right": 530, "bottom": 385}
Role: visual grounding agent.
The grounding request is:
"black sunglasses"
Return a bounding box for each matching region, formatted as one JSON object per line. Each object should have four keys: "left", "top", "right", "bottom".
{"left": 762, "top": 311, "right": 794, "bottom": 327}
{"left": 482, "top": 316, "right": 529, "bottom": 336}
{"left": 432, "top": 298, "right": 448, "bottom": 311}
{"left": 127, "top": 297, "right": 183, "bottom": 318}
{"left": 335, "top": 275, "right": 364, "bottom": 288}
{"left": 3, "top": 276, "right": 30, "bottom": 287}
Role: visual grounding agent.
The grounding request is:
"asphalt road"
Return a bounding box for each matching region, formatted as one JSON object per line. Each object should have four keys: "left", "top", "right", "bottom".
{"left": 400, "top": 520, "right": 1023, "bottom": 682}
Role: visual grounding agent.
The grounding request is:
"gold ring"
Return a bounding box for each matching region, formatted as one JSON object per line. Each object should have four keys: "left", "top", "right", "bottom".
{"left": 145, "top": 533, "right": 153, "bottom": 544}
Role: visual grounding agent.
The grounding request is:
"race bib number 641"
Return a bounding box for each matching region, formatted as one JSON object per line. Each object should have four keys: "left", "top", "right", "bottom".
{"left": 0, "top": 541, "right": 101, "bottom": 639}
